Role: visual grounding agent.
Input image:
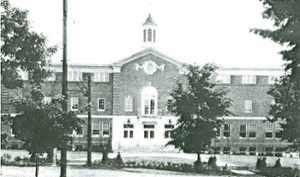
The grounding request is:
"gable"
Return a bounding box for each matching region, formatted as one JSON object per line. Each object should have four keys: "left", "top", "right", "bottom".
{"left": 112, "top": 47, "right": 183, "bottom": 67}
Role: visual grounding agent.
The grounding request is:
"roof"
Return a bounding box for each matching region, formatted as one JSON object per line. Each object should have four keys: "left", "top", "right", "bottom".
{"left": 142, "top": 14, "right": 157, "bottom": 26}
{"left": 112, "top": 47, "right": 183, "bottom": 67}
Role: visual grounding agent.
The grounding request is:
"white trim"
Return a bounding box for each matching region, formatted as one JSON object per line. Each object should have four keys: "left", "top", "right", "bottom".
{"left": 248, "top": 124, "right": 257, "bottom": 139}
{"left": 216, "top": 68, "right": 284, "bottom": 76}
{"left": 125, "top": 96, "right": 133, "bottom": 112}
{"left": 75, "top": 125, "right": 84, "bottom": 137}
{"left": 245, "top": 100, "right": 253, "bottom": 113}
{"left": 220, "top": 117, "right": 267, "bottom": 120}
{"left": 97, "top": 98, "right": 105, "bottom": 111}
{"left": 77, "top": 115, "right": 114, "bottom": 118}
{"left": 70, "top": 97, "right": 79, "bottom": 111}
{"left": 92, "top": 122, "right": 100, "bottom": 137}
{"left": 102, "top": 122, "right": 110, "bottom": 137}
{"left": 94, "top": 73, "right": 109, "bottom": 82}
{"left": 10, "top": 128, "right": 15, "bottom": 137}
{"left": 239, "top": 124, "right": 247, "bottom": 139}
{"left": 141, "top": 86, "right": 158, "bottom": 116}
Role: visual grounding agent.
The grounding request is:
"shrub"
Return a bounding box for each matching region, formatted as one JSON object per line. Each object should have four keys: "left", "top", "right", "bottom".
{"left": 14, "top": 156, "right": 22, "bottom": 162}
{"left": 115, "top": 152, "right": 124, "bottom": 167}
{"left": 208, "top": 156, "right": 217, "bottom": 169}
{"left": 2, "top": 153, "right": 11, "bottom": 161}
{"left": 256, "top": 158, "right": 262, "bottom": 169}
{"left": 258, "top": 167, "right": 300, "bottom": 177}
{"left": 273, "top": 158, "right": 281, "bottom": 168}
{"left": 256, "top": 157, "right": 267, "bottom": 169}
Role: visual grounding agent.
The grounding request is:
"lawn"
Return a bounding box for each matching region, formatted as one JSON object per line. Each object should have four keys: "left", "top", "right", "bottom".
{"left": 2, "top": 166, "right": 232, "bottom": 177}
{"left": 2, "top": 149, "right": 299, "bottom": 169}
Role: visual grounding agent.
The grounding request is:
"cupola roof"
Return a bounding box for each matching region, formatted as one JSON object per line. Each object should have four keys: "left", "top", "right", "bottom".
{"left": 142, "top": 14, "right": 157, "bottom": 26}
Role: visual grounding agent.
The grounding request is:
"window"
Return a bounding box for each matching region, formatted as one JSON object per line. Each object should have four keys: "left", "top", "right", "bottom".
{"left": 98, "top": 98, "right": 105, "bottom": 111}
{"left": 76, "top": 126, "right": 83, "bottom": 136}
{"left": 125, "top": 96, "right": 133, "bottom": 112}
{"left": 223, "top": 124, "right": 230, "bottom": 138}
{"left": 43, "top": 97, "right": 52, "bottom": 104}
{"left": 275, "top": 124, "right": 282, "bottom": 138}
{"left": 144, "top": 124, "right": 155, "bottom": 139}
{"left": 92, "top": 122, "right": 100, "bottom": 135}
{"left": 239, "top": 147, "right": 247, "bottom": 154}
{"left": 249, "top": 124, "right": 257, "bottom": 138}
{"left": 164, "top": 124, "right": 174, "bottom": 138}
{"left": 249, "top": 147, "right": 256, "bottom": 155}
{"left": 245, "top": 100, "right": 252, "bottom": 113}
{"left": 153, "top": 30, "right": 156, "bottom": 42}
{"left": 268, "top": 76, "right": 280, "bottom": 84}
{"left": 216, "top": 75, "right": 231, "bottom": 84}
{"left": 94, "top": 73, "right": 109, "bottom": 82}
{"left": 102, "top": 122, "right": 110, "bottom": 136}
{"left": 223, "top": 147, "right": 230, "bottom": 154}
{"left": 142, "top": 86, "right": 157, "bottom": 115}
{"left": 148, "top": 29, "right": 152, "bottom": 42}
{"left": 242, "top": 75, "right": 256, "bottom": 84}
{"left": 143, "top": 29, "right": 146, "bottom": 42}
{"left": 71, "top": 98, "right": 79, "bottom": 111}
{"left": 68, "top": 72, "right": 82, "bottom": 81}
{"left": 239, "top": 124, "right": 247, "bottom": 138}
{"left": 123, "top": 124, "right": 134, "bottom": 138}
{"left": 265, "top": 124, "right": 273, "bottom": 139}
{"left": 46, "top": 73, "right": 56, "bottom": 81}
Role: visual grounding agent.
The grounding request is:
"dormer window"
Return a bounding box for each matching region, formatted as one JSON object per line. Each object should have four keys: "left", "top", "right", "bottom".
{"left": 242, "top": 75, "right": 256, "bottom": 84}
{"left": 68, "top": 72, "right": 82, "bottom": 81}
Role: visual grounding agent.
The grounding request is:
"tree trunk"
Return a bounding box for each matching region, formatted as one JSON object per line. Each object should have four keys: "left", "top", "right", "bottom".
{"left": 196, "top": 152, "right": 201, "bottom": 165}
{"left": 35, "top": 154, "right": 39, "bottom": 177}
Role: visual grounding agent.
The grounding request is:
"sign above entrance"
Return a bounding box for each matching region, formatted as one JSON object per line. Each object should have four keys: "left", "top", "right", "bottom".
{"left": 136, "top": 60, "right": 165, "bottom": 75}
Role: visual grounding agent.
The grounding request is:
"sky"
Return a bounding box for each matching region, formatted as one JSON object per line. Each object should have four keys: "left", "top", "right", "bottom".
{"left": 9, "top": 0, "right": 286, "bottom": 68}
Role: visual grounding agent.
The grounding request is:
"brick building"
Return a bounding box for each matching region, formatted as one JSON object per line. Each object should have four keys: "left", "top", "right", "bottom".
{"left": 1, "top": 14, "right": 291, "bottom": 155}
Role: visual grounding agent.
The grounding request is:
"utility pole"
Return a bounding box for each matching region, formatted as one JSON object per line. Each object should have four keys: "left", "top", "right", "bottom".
{"left": 61, "top": 0, "right": 68, "bottom": 176}
{"left": 87, "top": 74, "right": 92, "bottom": 166}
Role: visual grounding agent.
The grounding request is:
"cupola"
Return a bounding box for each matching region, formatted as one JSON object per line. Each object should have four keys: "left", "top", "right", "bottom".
{"left": 141, "top": 14, "right": 157, "bottom": 49}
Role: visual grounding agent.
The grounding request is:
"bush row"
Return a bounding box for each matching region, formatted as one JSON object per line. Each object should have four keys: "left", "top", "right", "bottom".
{"left": 255, "top": 157, "right": 300, "bottom": 177}
{"left": 1, "top": 153, "right": 53, "bottom": 167}
{"left": 89, "top": 154, "right": 230, "bottom": 175}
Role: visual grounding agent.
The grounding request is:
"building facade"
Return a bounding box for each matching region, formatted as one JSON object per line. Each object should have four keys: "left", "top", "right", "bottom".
{"left": 1, "top": 15, "right": 291, "bottom": 155}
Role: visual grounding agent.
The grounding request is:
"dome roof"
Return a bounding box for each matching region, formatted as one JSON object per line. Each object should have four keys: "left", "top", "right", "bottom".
{"left": 142, "top": 14, "right": 157, "bottom": 26}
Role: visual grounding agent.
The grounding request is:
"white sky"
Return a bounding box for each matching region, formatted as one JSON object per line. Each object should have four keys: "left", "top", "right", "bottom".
{"left": 9, "top": 0, "right": 286, "bottom": 68}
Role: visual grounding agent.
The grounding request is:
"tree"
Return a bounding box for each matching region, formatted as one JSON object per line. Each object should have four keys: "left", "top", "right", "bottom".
{"left": 167, "top": 64, "right": 232, "bottom": 165}
{"left": 251, "top": 0, "right": 300, "bottom": 149}
{"left": 267, "top": 75, "right": 300, "bottom": 150}
{"left": 1, "top": 0, "right": 57, "bottom": 89}
{"left": 12, "top": 94, "right": 83, "bottom": 177}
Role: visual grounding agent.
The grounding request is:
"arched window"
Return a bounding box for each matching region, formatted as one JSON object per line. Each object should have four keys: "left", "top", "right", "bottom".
{"left": 153, "top": 30, "right": 156, "bottom": 42}
{"left": 142, "top": 86, "right": 157, "bottom": 115}
{"left": 143, "top": 30, "right": 146, "bottom": 42}
{"left": 148, "top": 29, "right": 152, "bottom": 42}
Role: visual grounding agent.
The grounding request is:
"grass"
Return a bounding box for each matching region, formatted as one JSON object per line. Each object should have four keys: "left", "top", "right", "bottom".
{"left": 2, "top": 149, "right": 299, "bottom": 169}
